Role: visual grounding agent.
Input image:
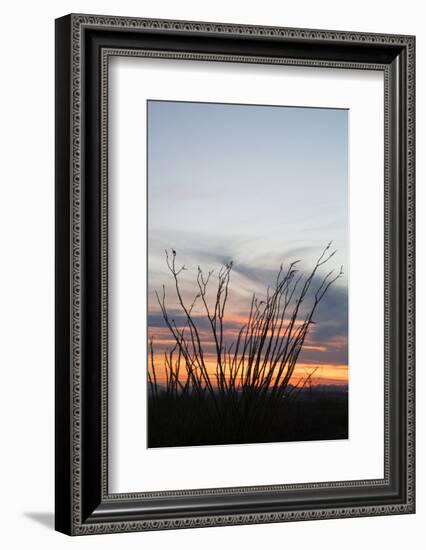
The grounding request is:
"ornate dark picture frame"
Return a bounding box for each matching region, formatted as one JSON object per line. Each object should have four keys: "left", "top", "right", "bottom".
{"left": 55, "top": 14, "right": 415, "bottom": 535}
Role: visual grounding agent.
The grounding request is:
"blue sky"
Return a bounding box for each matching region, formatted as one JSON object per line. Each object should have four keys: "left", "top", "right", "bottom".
{"left": 147, "top": 100, "right": 348, "bottom": 378}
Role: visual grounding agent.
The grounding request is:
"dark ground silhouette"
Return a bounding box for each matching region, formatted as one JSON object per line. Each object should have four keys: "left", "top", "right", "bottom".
{"left": 148, "top": 386, "right": 348, "bottom": 448}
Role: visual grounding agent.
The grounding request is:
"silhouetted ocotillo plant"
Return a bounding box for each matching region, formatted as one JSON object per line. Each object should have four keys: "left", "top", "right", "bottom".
{"left": 148, "top": 243, "right": 343, "bottom": 432}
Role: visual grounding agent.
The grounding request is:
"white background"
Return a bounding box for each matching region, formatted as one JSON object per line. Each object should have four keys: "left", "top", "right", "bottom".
{"left": 0, "top": 0, "right": 423, "bottom": 548}
{"left": 110, "top": 58, "right": 384, "bottom": 493}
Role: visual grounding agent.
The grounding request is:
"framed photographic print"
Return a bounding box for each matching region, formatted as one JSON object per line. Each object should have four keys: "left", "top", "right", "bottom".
{"left": 55, "top": 14, "right": 415, "bottom": 535}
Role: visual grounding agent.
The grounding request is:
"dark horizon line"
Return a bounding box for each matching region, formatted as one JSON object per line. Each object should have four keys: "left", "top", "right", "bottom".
{"left": 148, "top": 382, "right": 348, "bottom": 392}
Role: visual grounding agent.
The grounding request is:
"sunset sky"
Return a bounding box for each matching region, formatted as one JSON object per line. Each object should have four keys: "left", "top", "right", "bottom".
{"left": 147, "top": 100, "right": 348, "bottom": 387}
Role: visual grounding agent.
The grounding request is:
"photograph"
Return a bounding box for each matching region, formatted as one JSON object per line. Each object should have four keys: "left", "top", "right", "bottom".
{"left": 52, "top": 12, "right": 415, "bottom": 536}
{"left": 147, "top": 100, "right": 349, "bottom": 448}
